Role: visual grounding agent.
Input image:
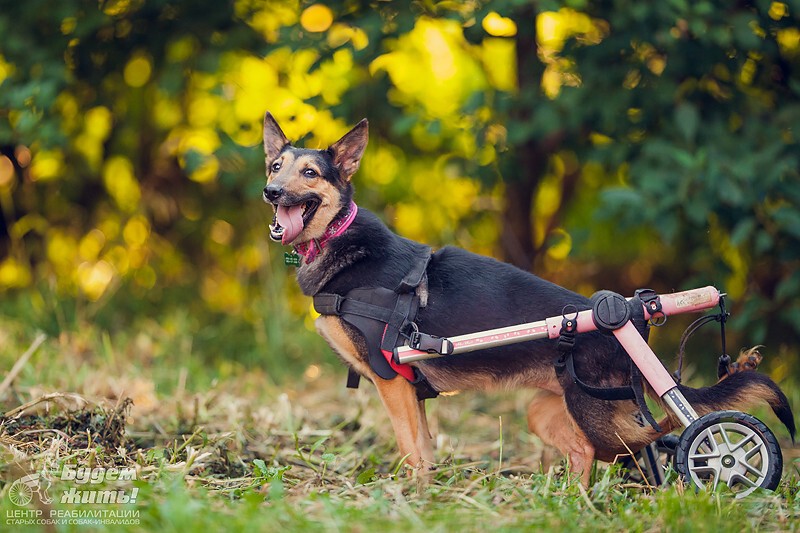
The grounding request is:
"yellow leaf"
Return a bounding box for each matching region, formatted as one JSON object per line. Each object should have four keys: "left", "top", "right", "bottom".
{"left": 123, "top": 215, "right": 150, "bottom": 247}
{"left": 77, "top": 260, "right": 115, "bottom": 301}
{"left": 0, "top": 155, "right": 14, "bottom": 189}
{"left": 546, "top": 228, "right": 572, "bottom": 261}
{"left": 84, "top": 106, "right": 112, "bottom": 140}
{"left": 0, "top": 257, "right": 32, "bottom": 288}
{"left": 482, "top": 12, "right": 517, "bottom": 37}
{"left": 103, "top": 156, "right": 141, "bottom": 212}
{"left": 0, "top": 54, "right": 15, "bottom": 85}
{"left": 30, "top": 150, "right": 64, "bottom": 181}
{"left": 124, "top": 53, "right": 152, "bottom": 88}
{"left": 300, "top": 4, "right": 333, "bottom": 33}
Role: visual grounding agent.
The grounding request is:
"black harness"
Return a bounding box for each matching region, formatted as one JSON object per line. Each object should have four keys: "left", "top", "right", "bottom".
{"left": 313, "top": 246, "right": 439, "bottom": 400}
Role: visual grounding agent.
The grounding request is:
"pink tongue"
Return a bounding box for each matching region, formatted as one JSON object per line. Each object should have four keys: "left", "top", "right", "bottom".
{"left": 276, "top": 204, "right": 304, "bottom": 244}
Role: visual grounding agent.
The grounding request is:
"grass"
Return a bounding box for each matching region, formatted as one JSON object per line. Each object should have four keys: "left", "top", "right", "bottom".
{"left": 0, "top": 301, "right": 799, "bottom": 532}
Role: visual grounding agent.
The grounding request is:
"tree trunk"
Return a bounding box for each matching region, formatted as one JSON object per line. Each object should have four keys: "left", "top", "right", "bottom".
{"left": 500, "top": 4, "right": 548, "bottom": 272}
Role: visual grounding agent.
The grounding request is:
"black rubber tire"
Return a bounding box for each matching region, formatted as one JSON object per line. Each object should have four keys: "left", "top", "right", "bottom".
{"left": 656, "top": 434, "right": 679, "bottom": 459}
{"left": 675, "top": 410, "right": 783, "bottom": 497}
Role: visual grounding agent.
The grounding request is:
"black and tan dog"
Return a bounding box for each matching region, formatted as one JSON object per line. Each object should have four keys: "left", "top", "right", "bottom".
{"left": 261, "top": 113, "right": 795, "bottom": 485}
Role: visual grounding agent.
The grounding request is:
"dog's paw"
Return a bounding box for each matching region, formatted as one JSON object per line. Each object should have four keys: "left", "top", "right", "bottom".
{"left": 729, "top": 346, "right": 764, "bottom": 374}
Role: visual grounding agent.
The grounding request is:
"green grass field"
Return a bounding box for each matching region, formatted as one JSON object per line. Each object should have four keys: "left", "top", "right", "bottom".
{"left": 1, "top": 302, "right": 798, "bottom": 532}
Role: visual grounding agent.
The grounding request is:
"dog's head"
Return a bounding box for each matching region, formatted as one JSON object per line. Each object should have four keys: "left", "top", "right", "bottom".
{"left": 262, "top": 112, "right": 368, "bottom": 245}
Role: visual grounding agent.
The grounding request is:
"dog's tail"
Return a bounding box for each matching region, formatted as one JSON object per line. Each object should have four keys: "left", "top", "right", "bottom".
{"left": 673, "top": 371, "right": 795, "bottom": 441}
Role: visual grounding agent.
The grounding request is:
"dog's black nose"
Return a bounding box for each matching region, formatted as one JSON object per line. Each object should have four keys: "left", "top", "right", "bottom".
{"left": 263, "top": 185, "right": 283, "bottom": 202}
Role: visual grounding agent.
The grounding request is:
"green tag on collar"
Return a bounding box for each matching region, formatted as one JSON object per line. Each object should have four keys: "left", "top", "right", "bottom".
{"left": 284, "top": 251, "right": 301, "bottom": 267}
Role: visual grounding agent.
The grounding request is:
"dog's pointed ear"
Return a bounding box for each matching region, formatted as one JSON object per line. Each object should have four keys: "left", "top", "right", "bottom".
{"left": 263, "top": 112, "right": 290, "bottom": 162}
{"left": 329, "top": 119, "right": 368, "bottom": 181}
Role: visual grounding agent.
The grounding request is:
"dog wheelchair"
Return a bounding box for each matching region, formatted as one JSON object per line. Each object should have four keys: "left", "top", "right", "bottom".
{"left": 394, "top": 286, "right": 787, "bottom": 497}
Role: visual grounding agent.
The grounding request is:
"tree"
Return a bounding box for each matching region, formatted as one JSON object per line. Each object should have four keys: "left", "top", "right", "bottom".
{"left": 1, "top": 0, "right": 799, "bottom": 356}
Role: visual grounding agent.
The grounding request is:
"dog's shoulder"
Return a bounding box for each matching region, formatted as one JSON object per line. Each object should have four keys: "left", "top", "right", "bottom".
{"left": 311, "top": 207, "right": 428, "bottom": 295}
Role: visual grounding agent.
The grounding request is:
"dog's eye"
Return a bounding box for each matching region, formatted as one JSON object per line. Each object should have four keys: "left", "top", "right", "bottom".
{"left": 303, "top": 168, "right": 317, "bottom": 178}
{"left": 271, "top": 161, "right": 281, "bottom": 172}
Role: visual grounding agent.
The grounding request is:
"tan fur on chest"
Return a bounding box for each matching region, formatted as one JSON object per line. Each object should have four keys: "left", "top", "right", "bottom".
{"left": 315, "top": 315, "right": 374, "bottom": 381}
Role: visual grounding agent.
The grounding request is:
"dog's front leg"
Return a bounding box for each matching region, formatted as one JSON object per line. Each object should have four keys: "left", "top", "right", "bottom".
{"left": 316, "top": 316, "right": 434, "bottom": 473}
{"left": 374, "top": 375, "right": 435, "bottom": 473}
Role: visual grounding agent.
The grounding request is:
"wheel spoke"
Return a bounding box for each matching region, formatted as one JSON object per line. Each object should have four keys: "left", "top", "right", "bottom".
{"left": 693, "top": 428, "right": 720, "bottom": 457}
{"left": 743, "top": 441, "right": 764, "bottom": 461}
{"left": 740, "top": 460, "right": 766, "bottom": 479}
{"left": 728, "top": 430, "right": 756, "bottom": 452}
{"left": 688, "top": 463, "right": 721, "bottom": 488}
{"left": 711, "top": 472, "right": 721, "bottom": 491}
{"left": 740, "top": 445, "right": 767, "bottom": 479}
{"left": 718, "top": 425, "right": 734, "bottom": 449}
{"left": 689, "top": 465, "right": 720, "bottom": 476}
{"left": 689, "top": 451, "right": 718, "bottom": 461}
{"left": 728, "top": 473, "right": 757, "bottom": 489}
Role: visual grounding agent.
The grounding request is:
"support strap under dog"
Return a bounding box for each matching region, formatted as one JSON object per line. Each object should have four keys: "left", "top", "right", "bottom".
{"left": 555, "top": 291, "right": 662, "bottom": 432}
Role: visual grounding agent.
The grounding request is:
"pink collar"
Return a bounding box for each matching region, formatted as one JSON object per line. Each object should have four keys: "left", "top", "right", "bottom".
{"left": 294, "top": 201, "right": 358, "bottom": 264}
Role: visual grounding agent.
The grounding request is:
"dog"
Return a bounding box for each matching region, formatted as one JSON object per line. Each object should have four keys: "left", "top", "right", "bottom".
{"left": 261, "top": 112, "right": 795, "bottom": 485}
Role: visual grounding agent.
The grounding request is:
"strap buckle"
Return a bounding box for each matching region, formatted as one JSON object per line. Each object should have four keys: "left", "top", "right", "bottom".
{"left": 408, "top": 330, "right": 454, "bottom": 355}
{"left": 560, "top": 304, "right": 579, "bottom": 335}
{"left": 636, "top": 288, "right": 665, "bottom": 325}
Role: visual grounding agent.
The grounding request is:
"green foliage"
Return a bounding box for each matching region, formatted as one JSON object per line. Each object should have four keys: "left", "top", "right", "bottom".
{"left": 1, "top": 1, "right": 800, "bottom": 373}
{"left": 563, "top": 0, "right": 800, "bottom": 348}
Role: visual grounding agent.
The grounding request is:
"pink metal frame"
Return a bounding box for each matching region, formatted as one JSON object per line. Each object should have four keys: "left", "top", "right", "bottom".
{"left": 395, "top": 286, "right": 722, "bottom": 428}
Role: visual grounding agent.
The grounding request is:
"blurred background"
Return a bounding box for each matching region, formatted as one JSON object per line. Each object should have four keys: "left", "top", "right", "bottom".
{"left": 0, "top": 0, "right": 799, "bottom": 388}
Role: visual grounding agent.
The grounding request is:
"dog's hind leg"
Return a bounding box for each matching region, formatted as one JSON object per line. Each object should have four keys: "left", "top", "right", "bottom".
{"left": 527, "top": 391, "right": 595, "bottom": 486}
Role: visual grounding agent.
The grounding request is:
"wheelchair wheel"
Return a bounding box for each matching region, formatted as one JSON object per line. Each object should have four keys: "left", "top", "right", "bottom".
{"left": 675, "top": 410, "right": 782, "bottom": 498}
{"left": 8, "top": 480, "right": 34, "bottom": 506}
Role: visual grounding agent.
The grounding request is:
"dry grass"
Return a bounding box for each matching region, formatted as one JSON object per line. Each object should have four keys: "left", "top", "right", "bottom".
{"left": 0, "top": 326, "right": 798, "bottom": 531}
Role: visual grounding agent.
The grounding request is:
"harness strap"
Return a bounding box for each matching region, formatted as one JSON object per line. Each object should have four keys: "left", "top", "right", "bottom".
{"left": 314, "top": 293, "right": 395, "bottom": 323}
{"left": 631, "top": 365, "right": 662, "bottom": 432}
{"left": 313, "top": 293, "right": 342, "bottom": 315}
{"left": 556, "top": 348, "right": 636, "bottom": 401}
{"left": 380, "top": 293, "right": 418, "bottom": 353}
{"left": 395, "top": 249, "right": 431, "bottom": 293}
{"left": 346, "top": 368, "right": 361, "bottom": 389}
{"left": 555, "top": 294, "right": 662, "bottom": 432}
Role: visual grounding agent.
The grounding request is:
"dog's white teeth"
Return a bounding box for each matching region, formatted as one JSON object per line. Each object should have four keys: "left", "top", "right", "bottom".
{"left": 269, "top": 219, "right": 285, "bottom": 236}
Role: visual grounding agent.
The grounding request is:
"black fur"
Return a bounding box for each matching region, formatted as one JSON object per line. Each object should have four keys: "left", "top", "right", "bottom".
{"left": 679, "top": 372, "right": 796, "bottom": 441}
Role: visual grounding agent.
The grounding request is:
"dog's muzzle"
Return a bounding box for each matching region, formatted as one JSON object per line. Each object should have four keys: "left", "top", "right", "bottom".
{"left": 263, "top": 184, "right": 283, "bottom": 203}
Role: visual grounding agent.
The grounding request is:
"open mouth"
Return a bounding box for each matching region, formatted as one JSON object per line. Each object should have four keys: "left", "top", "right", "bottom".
{"left": 268, "top": 198, "right": 320, "bottom": 245}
